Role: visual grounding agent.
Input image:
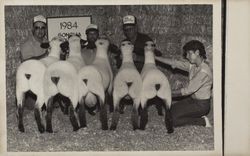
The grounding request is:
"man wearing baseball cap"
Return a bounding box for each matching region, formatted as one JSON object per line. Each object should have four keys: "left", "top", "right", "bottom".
{"left": 122, "top": 15, "right": 162, "bottom": 72}
{"left": 81, "top": 24, "right": 99, "bottom": 65}
{"left": 19, "top": 15, "right": 48, "bottom": 109}
{"left": 20, "top": 15, "right": 48, "bottom": 62}
{"left": 81, "top": 24, "right": 121, "bottom": 67}
{"left": 81, "top": 24, "right": 120, "bottom": 114}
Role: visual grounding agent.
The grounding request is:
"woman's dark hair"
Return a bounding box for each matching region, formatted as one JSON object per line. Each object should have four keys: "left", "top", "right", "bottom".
{"left": 182, "top": 40, "right": 207, "bottom": 59}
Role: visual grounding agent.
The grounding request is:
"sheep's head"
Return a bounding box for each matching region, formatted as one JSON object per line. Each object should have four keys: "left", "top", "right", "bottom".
{"left": 95, "top": 35, "right": 110, "bottom": 50}
{"left": 144, "top": 41, "right": 156, "bottom": 52}
{"left": 40, "top": 36, "right": 67, "bottom": 58}
{"left": 144, "top": 41, "right": 156, "bottom": 59}
{"left": 121, "top": 40, "right": 134, "bottom": 53}
{"left": 50, "top": 36, "right": 67, "bottom": 47}
{"left": 68, "top": 35, "right": 81, "bottom": 48}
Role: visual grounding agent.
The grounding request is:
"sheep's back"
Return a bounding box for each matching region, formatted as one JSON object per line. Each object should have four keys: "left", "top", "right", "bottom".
{"left": 141, "top": 67, "right": 171, "bottom": 104}
{"left": 16, "top": 60, "right": 46, "bottom": 100}
{"left": 67, "top": 57, "right": 85, "bottom": 71}
{"left": 78, "top": 66, "right": 104, "bottom": 102}
{"left": 114, "top": 68, "right": 142, "bottom": 98}
{"left": 93, "top": 58, "right": 113, "bottom": 91}
{"left": 40, "top": 57, "right": 59, "bottom": 67}
{"left": 44, "top": 61, "right": 78, "bottom": 103}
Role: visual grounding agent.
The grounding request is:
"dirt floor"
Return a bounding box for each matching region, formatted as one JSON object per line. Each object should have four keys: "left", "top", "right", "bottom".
{"left": 7, "top": 101, "right": 214, "bottom": 152}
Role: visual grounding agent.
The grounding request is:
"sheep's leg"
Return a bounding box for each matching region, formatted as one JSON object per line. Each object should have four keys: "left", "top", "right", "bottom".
{"left": 131, "top": 98, "right": 140, "bottom": 130}
{"left": 34, "top": 103, "right": 45, "bottom": 133}
{"left": 57, "top": 95, "right": 69, "bottom": 115}
{"left": 163, "top": 99, "right": 174, "bottom": 134}
{"left": 119, "top": 99, "right": 125, "bottom": 114}
{"left": 46, "top": 96, "right": 54, "bottom": 133}
{"left": 99, "top": 96, "right": 108, "bottom": 130}
{"left": 140, "top": 99, "right": 148, "bottom": 130}
{"left": 69, "top": 103, "right": 80, "bottom": 131}
{"left": 110, "top": 96, "right": 121, "bottom": 130}
{"left": 16, "top": 93, "right": 25, "bottom": 132}
{"left": 62, "top": 97, "right": 70, "bottom": 115}
{"left": 106, "top": 93, "right": 114, "bottom": 113}
{"left": 156, "top": 101, "right": 163, "bottom": 116}
{"left": 78, "top": 97, "right": 87, "bottom": 128}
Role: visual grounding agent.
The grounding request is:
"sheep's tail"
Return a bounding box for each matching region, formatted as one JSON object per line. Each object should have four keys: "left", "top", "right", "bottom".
{"left": 51, "top": 76, "right": 60, "bottom": 85}
{"left": 155, "top": 84, "right": 161, "bottom": 91}
{"left": 126, "top": 82, "right": 133, "bottom": 88}
{"left": 25, "top": 74, "right": 31, "bottom": 80}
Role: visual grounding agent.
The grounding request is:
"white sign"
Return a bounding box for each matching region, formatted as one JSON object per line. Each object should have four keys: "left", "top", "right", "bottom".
{"left": 47, "top": 16, "right": 91, "bottom": 41}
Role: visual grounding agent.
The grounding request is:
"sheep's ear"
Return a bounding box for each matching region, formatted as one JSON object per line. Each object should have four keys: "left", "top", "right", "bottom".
{"left": 80, "top": 39, "right": 87, "bottom": 48}
{"left": 60, "top": 41, "right": 69, "bottom": 51}
{"left": 40, "top": 42, "right": 50, "bottom": 49}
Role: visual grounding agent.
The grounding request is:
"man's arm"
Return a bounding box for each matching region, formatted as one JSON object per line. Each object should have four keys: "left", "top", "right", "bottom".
{"left": 155, "top": 56, "right": 190, "bottom": 72}
{"left": 21, "top": 50, "right": 48, "bottom": 62}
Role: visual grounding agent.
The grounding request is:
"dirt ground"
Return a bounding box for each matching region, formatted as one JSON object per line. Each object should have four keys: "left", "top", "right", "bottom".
{"left": 7, "top": 101, "right": 214, "bottom": 152}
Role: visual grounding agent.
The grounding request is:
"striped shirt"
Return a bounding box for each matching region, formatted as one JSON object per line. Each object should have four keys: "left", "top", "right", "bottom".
{"left": 172, "top": 59, "right": 213, "bottom": 100}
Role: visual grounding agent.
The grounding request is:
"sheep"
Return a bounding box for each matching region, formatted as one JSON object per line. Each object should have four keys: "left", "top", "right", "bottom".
{"left": 15, "top": 36, "right": 65, "bottom": 133}
{"left": 43, "top": 34, "right": 86, "bottom": 132}
{"left": 110, "top": 40, "right": 142, "bottom": 130}
{"left": 77, "top": 36, "right": 113, "bottom": 130}
{"left": 139, "top": 40, "right": 174, "bottom": 133}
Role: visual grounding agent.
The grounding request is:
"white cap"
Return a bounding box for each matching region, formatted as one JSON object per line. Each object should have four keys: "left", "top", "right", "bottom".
{"left": 33, "top": 15, "right": 46, "bottom": 24}
{"left": 86, "top": 24, "right": 98, "bottom": 32}
{"left": 123, "top": 15, "right": 136, "bottom": 25}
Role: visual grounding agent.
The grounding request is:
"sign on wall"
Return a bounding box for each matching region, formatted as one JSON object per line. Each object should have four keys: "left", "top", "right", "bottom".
{"left": 47, "top": 16, "right": 91, "bottom": 41}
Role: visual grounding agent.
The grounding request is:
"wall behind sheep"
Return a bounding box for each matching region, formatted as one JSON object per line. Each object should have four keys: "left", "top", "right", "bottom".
{"left": 5, "top": 5, "right": 212, "bottom": 110}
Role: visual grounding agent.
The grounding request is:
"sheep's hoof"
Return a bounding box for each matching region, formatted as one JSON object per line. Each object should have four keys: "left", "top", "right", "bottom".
{"left": 38, "top": 126, "right": 45, "bottom": 133}
{"left": 80, "top": 125, "right": 87, "bottom": 129}
{"left": 167, "top": 128, "right": 174, "bottom": 134}
{"left": 102, "top": 126, "right": 108, "bottom": 130}
{"left": 46, "top": 128, "right": 53, "bottom": 133}
{"left": 73, "top": 127, "right": 80, "bottom": 132}
{"left": 158, "top": 112, "right": 164, "bottom": 116}
{"left": 110, "top": 126, "right": 116, "bottom": 130}
{"left": 18, "top": 125, "right": 25, "bottom": 132}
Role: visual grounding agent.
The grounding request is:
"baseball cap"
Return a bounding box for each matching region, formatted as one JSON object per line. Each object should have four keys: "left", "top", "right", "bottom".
{"left": 123, "top": 15, "right": 136, "bottom": 25}
{"left": 33, "top": 15, "right": 46, "bottom": 24}
{"left": 85, "top": 24, "right": 99, "bottom": 34}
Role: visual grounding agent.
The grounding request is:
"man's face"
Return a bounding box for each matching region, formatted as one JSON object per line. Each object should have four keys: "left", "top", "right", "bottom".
{"left": 186, "top": 50, "right": 199, "bottom": 64}
{"left": 33, "top": 21, "right": 46, "bottom": 40}
{"left": 123, "top": 25, "right": 137, "bottom": 40}
{"left": 86, "top": 30, "right": 99, "bottom": 43}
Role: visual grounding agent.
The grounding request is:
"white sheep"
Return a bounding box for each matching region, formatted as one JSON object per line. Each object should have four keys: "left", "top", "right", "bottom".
{"left": 110, "top": 40, "right": 142, "bottom": 130}
{"left": 43, "top": 34, "right": 86, "bottom": 132}
{"left": 15, "top": 36, "right": 65, "bottom": 133}
{"left": 77, "top": 36, "right": 113, "bottom": 130}
{"left": 140, "top": 40, "right": 173, "bottom": 133}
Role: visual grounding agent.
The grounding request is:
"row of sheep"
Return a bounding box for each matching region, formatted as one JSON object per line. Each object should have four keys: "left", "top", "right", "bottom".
{"left": 15, "top": 34, "right": 173, "bottom": 134}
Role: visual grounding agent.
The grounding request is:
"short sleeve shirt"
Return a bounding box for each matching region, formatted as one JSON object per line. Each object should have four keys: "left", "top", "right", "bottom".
{"left": 172, "top": 60, "right": 213, "bottom": 100}
{"left": 20, "top": 35, "right": 47, "bottom": 60}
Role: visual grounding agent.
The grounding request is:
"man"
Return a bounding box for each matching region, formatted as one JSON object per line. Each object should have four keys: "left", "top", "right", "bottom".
{"left": 122, "top": 15, "right": 162, "bottom": 72}
{"left": 19, "top": 15, "right": 48, "bottom": 110}
{"left": 81, "top": 24, "right": 120, "bottom": 114}
{"left": 81, "top": 24, "right": 99, "bottom": 65}
{"left": 81, "top": 24, "right": 121, "bottom": 67}
{"left": 20, "top": 15, "right": 48, "bottom": 62}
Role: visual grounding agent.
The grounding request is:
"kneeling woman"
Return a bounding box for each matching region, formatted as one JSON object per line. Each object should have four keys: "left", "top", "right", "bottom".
{"left": 155, "top": 40, "right": 212, "bottom": 127}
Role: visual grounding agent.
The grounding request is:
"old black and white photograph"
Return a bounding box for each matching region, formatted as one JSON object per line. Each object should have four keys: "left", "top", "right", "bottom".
{"left": 1, "top": 0, "right": 225, "bottom": 155}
